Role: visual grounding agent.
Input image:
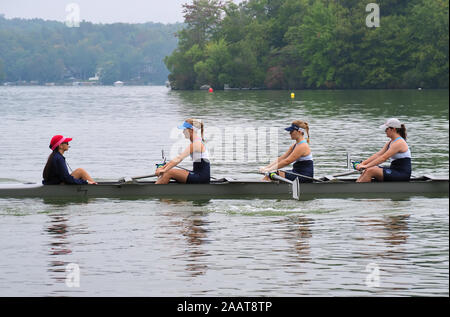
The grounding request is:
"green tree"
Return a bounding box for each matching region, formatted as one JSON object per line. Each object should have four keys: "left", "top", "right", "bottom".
{"left": 0, "top": 17, "right": 181, "bottom": 84}
{"left": 405, "top": 0, "right": 449, "bottom": 88}
{"left": 166, "top": 0, "right": 449, "bottom": 90}
{"left": 180, "top": 0, "right": 226, "bottom": 47}
{"left": 194, "top": 38, "right": 231, "bottom": 88}
{"left": 285, "top": 0, "right": 339, "bottom": 88}
{"left": 99, "top": 60, "right": 120, "bottom": 85}
{"left": 165, "top": 0, "right": 226, "bottom": 89}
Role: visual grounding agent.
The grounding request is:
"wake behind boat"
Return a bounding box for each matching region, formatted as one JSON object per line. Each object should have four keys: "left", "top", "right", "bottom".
{"left": 0, "top": 176, "right": 447, "bottom": 200}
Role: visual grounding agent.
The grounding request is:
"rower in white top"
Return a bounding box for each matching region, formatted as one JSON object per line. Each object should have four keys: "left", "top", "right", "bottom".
{"left": 356, "top": 118, "right": 412, "bottom": 182}
{"left": 155, "top": 118, "right": 211, "bottom": 184}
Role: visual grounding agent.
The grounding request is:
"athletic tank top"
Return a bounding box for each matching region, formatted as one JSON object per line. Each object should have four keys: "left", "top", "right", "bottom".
{"left": 293, "top": 140, "right": 313, "bottom": 162}
{"left": 387, "top": 137, "right": 411, "bottom": 161}
{"left": 190, "top": 137, "right": 210, "bottom": 162}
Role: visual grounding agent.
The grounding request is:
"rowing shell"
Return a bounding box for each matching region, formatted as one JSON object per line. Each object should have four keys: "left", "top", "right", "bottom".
{"left": 0, "top": 177, "right": 447, "bottom": 200}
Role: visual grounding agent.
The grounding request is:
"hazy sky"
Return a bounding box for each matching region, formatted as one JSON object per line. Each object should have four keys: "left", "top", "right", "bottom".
{"left": 0, "top": 0, "right": 235, "bottom": 24}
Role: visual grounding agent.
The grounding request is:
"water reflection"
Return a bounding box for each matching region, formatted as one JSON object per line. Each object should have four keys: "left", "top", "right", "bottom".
{"left": 290, "top": 216, "right": 313, "bottom": 263}
{"left": 358, "top": 214, "right": 410, "bottom": 260}
{"left": 159, "top": 203, "right": 211, "bottom": 278}
{"left": 46, "top": 213, "right": 72, "bottom": 284}
{"left": 381, "top": 215, "right": 410, "bottom": 246}
{"left": 283, "top": 216, "right": 313, "bottom": 264}
{"left": 180, "top": 213, "right": 210, "bottom": 277}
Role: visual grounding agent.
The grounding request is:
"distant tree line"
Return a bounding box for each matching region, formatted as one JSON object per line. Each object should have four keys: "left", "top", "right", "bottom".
{"left": 165, "top": 0, "right": 449, "bottom": 90}
{"left": 0, "top": 15, "right": 182, "bottom": 85}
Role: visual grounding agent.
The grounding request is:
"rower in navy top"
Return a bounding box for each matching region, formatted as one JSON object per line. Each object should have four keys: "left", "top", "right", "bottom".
{"left": 356, "top": 118, "right": 412, "bottom": 182}
{"left": 42, "top": 135, "right": 96, "bottom": 185}
{"left": 155, "top": 118, "right": 210, "bottom": 184}
{"left": 260, "top": 120, "right": 314, "bottom": 183}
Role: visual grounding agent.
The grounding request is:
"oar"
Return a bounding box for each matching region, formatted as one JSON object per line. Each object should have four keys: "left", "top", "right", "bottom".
{"left": 332, "top": 170, "right": 361, "bottom": 177}
{"left": 262, "top": 172, "right": 300, "bottom": 200}
{"left": 280, "top": 170, "right": 324, "bottom": 183}
{"left": 118, "top": 174, "right": 156, "bottom": 183}
{"left": 321, "top": 169, "right": 363, "bottom": 181}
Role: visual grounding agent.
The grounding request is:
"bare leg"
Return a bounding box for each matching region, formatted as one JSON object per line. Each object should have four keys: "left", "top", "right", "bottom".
{"left": 356, "top": 167, "right": 384, "bottom": 183}
{"left": 156, "top": 168, "right": 189, "bottom": 184}
{"left": 71, "top": 168, "right": 95, "bottom": 182}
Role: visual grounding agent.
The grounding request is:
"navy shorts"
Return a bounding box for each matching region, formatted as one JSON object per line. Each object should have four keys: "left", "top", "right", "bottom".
{"left": 284, "top": 160, "right": 314, "bottom": 183}
{"left": 383, "top": 158, "right": 411, "bottom": 182}
{"left": 186, "top": 160, "right": 210, "bottom": 184}
{"left": 383, "top": 167, "right": 411, "bottom": 182}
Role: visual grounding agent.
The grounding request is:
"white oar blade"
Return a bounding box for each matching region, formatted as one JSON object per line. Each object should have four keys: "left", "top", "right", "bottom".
{"left": 292, "top": 178, "right": 300, "bottom": 200}
{"left": 124, "top": 177, "right": 134, "bottom": 183}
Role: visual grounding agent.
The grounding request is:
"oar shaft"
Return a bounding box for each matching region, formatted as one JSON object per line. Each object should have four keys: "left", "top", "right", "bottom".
{"left": 280, "top": 170, "right": 323, "bottom": 183}
{"left": 131, "top": 174, "right": 156, "bottom": 180}
{"left": 332, "top": 170, "right": 360, "bottom": 177}
{"left": 119, "top": 174, "right": 157, "bottom": 183}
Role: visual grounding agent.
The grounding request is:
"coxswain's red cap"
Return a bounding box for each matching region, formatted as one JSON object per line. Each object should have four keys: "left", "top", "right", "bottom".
{"left": 50, "top": 135, "right": 72, "bottom": 151}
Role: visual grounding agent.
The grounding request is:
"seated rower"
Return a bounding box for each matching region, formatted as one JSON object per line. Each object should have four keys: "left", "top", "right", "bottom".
{"left": 42, "top": 135, "right": 96, "bottom": 185}
{"left": 155, "top": 119, "right": 210, "bottom": 184}
{"left": 356, "top": 118, "right": 411, "bottom": 182}
{"left": 259, "top": 120, "right": 314, "bottom": 183}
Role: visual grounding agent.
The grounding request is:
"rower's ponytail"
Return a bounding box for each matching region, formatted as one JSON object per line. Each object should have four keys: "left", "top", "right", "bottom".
{"left": 396, "top": 124, "right": 407, "bottom": 140}
{"left": 292, "top": 120, "right": 310, "bottom": 144}
{"left": 186, "top": 118, "right": 205, "bottom": 142}
{"left": 43, "top": 150, "right": 57, "bottom": 182}
{"left": 304, "top": 122, "right": 310, "bottom": 144}
{"left": 200, "top": 120, "right": 204, "bottom": 142}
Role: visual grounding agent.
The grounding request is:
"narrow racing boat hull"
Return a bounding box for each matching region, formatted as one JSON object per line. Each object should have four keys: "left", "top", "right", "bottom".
{"left": 0, "top": 179, "right": 447, "bottom": 200}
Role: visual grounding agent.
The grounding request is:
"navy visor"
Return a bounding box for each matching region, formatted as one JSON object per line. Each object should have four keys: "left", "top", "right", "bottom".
{"left": 285, "top": 124, "right": 306, "bottom": 133}
{"left": 285, "top": 124, "right": 300, "bottom": 132}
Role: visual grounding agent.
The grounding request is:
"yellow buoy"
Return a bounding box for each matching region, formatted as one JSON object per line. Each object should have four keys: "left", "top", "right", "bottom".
{"left": 291, "top": 92, "right": 295, "bottom": 99}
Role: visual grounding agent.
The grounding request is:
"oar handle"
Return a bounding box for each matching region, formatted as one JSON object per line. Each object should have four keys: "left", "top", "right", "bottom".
{"left": 261, "top": 172, "right": 293, "bottom": 184}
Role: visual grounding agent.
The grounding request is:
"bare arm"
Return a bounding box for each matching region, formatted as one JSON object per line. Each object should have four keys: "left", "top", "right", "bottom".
{"left": 262, "top": 144, "right": 309, "bottom": 172}
{"left": 156, "top": 144, "right": 192, "bottom": 175}
{"left": 260, "top": 144, "right": 295, "bottom": 172}
{"left": 356, "top": 142, "right": 389, "bottom": 170}
{"left": 274, "top": 144, "right": 308, "bottom": 170}
{"left": 358, "top": 141, "right": 407, "bottom": 169}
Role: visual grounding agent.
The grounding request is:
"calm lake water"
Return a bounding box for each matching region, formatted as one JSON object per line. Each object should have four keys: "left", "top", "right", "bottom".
{"left": 0, "top": 86, "right": 448, "bottom": 296}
